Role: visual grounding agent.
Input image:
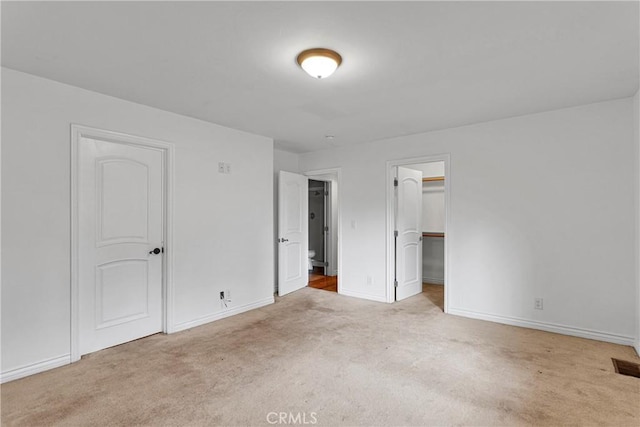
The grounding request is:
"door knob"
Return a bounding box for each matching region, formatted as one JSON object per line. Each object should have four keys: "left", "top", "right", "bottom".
{"left": 149, "top": 247, "right": 162, "bottom": 255}
{"left": 280, "top": 238, "right": 289, "bottom": 242}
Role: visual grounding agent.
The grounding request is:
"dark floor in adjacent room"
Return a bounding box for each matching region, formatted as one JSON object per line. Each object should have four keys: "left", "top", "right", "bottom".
{"left": 308, "top": 268, "right": 337, "bottom": 292}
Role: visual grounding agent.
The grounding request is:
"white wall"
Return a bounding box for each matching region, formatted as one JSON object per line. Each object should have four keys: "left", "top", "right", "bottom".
{"left": 634, "top": 90, "right": 640, "bottom": 355}
{"left": 408, "top": 162, "right": 445, "bottom": 179}
{"left": 1, "top": 68, "right": 274, "bottom": 380}
{"left": 408, "top": 162, "right": 446, "bottom": 233}
{"left": 299, "top": 98, "right": 636, "bottom": 345}
{"left": 274, "top": 149, "right": 299, "bottom": 175}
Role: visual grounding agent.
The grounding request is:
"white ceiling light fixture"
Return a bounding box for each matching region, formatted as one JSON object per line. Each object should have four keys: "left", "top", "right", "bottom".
{"left": 296, "top": 48, "right": 342, "bottom": 79}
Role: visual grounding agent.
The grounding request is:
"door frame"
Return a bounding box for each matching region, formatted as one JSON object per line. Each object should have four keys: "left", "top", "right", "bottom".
{"left": 70, "top": 124, "right": 175, "bottom": 362}
{"left": 304, "top": 168, "right": 342, "bottom": 293}
{"left": 306, "top": 178, "right": 330, "bottom": 275}
{"left": 385, "top": 154, "right": 450, "bottom": 310}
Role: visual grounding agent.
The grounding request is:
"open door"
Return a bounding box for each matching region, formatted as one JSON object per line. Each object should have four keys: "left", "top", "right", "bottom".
{"left": 395, "top": 166, "right": 423, "bottom": 301}
{"left": 278, "top": 171, "right": 308, "bottom": 296}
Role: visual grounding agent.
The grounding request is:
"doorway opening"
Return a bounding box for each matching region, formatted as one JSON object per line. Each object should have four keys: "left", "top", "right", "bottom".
{"left": 305, "top": 170, "right": 340, "bottom": 294}
{"left": 307, "top": 179, "right": 336, "bottom": 292}
{"left": 386, "top": 155, "right": 449, "bottom": 311}
{"left": 276, "top": 168, "right": 341, "bottom": 297}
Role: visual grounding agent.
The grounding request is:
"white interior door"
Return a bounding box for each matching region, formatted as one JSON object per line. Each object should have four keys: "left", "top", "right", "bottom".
{"left": 395, "top": 166, "right": 423, "bottom": 301}
{"left": 78, "top": 136, "right": 164, "bottom": 356}
{"left": 278, "top": 171, "right": 308, "bottom": 296}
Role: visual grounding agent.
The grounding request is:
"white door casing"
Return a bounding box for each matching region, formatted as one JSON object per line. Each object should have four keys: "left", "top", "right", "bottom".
{"left": 278, "top": 171, "right": 308, "bottom": 296}
{"left": 77, "top": 136, "right": 164, "bottom": 356}
{"left": 323, "top": 181, "right": 329, "bottom": 276}
{"left": 395, "top": 166, "right": 423, "bottom": 301}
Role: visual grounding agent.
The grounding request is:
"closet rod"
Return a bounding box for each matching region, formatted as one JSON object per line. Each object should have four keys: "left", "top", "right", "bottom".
{"left": 422, "top": 176, "right": 445, "bottom": 182}
{"left": 422, "top": 232, "right": 445, "bottom": 238}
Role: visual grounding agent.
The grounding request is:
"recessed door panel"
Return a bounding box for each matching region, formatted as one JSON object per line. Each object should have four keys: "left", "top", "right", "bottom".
{"left": 402, "top": 180, "right": 419, "bottom": 231}
{"left": 402, "top": 243, "right": 420, "bottom": 283}
{"left": 98, "top": 159, "right": 149, "bottom": 246}
{"left": 285, "top": 242, "right": 303, "bottom": 281}
{"left": 96, "top": 259, "right": 149, "bottom": 328}
{"left": 284, "top": 181, "right": 303, "bottom": 233}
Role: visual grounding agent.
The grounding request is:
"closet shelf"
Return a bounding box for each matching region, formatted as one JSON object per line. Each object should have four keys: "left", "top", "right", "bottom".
{"left": 422, "top": 176, "right": 445, "bottom": 182}
{"left": 422, "top": 232, "right": 445, "bottom": 238}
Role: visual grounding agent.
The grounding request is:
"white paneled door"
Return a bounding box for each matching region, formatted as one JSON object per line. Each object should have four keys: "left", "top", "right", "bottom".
{"left": 278, "top": 171, "right": 308, "bottom": 296}
{"left": 78, "top": 137, "right": 164, "bottom": 356}
{"left": 395, "top": 167, "right": 423, "bottom": 301}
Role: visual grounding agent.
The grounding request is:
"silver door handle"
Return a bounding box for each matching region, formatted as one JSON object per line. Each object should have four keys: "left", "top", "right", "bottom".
{"left": 279, "top": 238, "right": 289, "bottom": 242}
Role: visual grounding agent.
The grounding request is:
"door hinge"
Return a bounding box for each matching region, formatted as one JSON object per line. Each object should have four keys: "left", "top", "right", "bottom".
{"left": 394, "top": 230, "right": 398, "bottom": 237}
{"left": 324, "top": 261, "right": 329, "bottom": 267}
{"left": 324, "top": 191, "right": 329, "bottom": 196}
{"left": 324, "top": 226, "right": 329, "bottom": 232}
{"left": 394, "top": 280, "right": 398, "bottom": 288}
{"left": 394, "top": 178, "right": 398, "bottom": 187}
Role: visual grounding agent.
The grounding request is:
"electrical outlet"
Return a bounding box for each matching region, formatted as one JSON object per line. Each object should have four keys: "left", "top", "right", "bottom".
{"left": 225, "top": 289, "right": 231, "bottom": 301}
{"left": 534, "top": 298, "right": 543, "bottom": 310}
{"left": 366, "top": 276, "right": 373, "bottom": 285}
{"left": 218, "top": 162, "right": 232, "bottom": 174}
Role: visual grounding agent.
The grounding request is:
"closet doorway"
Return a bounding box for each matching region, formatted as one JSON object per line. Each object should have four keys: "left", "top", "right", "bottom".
{"left": 305, "top": 169, "right": 340, "bottom": 293}
{"left": 386, "top": 155, "right": 449, "bottom": 311}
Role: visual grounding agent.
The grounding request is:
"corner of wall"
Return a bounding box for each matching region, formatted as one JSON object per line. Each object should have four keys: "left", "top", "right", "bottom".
{"left": 634, "top": 90, "right": 640, "bottom": 356}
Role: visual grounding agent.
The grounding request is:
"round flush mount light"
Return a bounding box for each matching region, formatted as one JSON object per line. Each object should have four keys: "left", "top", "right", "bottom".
{"left": 296, "top": 48, "right": 342, "bottom": 79}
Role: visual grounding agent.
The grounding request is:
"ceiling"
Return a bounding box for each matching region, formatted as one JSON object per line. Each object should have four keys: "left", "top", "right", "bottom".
{"left": 2, "top": 1, "right": 638, "bottom": 153}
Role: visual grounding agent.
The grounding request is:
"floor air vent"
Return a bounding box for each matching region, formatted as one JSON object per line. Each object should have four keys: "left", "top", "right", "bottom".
{"left": 611, "top": 358, "right": 640, "bottom": 378}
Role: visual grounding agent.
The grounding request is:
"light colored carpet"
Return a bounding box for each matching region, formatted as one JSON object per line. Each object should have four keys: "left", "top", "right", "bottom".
{"left": 2, "top": 284, "right": 639, "bottom": 426}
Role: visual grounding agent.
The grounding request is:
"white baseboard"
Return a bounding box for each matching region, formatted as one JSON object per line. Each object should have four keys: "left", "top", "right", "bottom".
{"left": 1, "top": 298, "right": 275, "bottom": 383}
{"left": 448, "top": 307, "right": 635, "bottom": 347}
{"left": 171, "top": 296, "right": 275, "bottom": 333}
{"left": 634, "top": 340, "right": 640, "bottom": 357}
{"left": 339, "top": 288, "right": 388, "bottom": 303}
{"left": 422, "top": 276, "right": 444, "bottom": 285}
{"left": 1, "top": 354, "right": 71, "bottom": 384}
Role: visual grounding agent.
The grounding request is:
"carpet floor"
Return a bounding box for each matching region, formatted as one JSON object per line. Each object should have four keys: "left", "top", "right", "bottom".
{"left": 2, "top": 284, "right": 639, "bottom": 426}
